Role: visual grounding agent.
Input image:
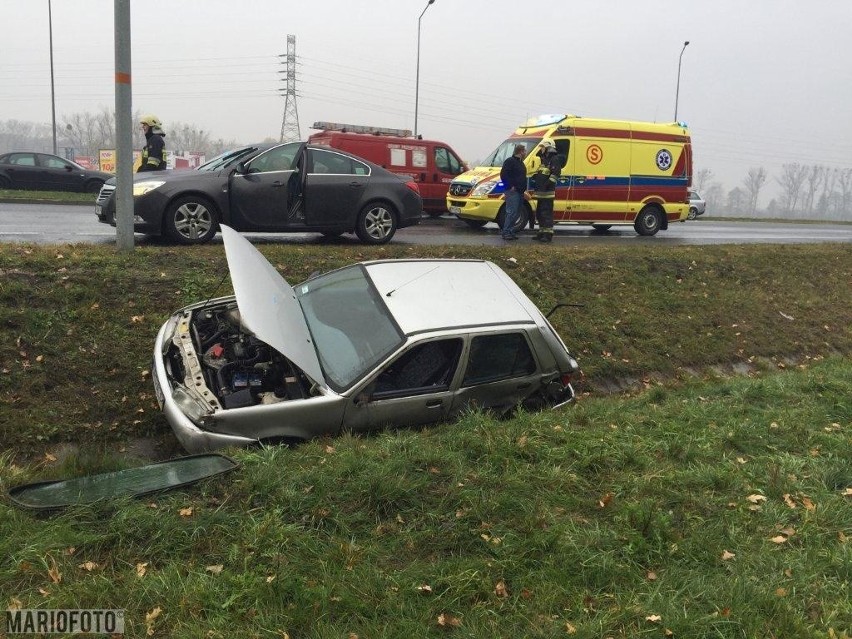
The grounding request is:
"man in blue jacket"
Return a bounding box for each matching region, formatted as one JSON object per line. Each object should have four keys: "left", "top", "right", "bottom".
{"left": 499, "top": 144, "right": 527, "bottom": 240}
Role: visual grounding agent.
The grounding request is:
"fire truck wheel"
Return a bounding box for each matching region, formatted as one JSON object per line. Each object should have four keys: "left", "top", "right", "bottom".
{"left": 634, "top": 205, "right": 664, "bottom": 236}
{"left": 496, "top": 202, "right": 530, "bottom": 235}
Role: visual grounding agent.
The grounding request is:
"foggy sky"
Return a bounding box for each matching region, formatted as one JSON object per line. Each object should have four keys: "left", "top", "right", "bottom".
{"left": 3, "top": 0, "right": 851, "bottom": 201}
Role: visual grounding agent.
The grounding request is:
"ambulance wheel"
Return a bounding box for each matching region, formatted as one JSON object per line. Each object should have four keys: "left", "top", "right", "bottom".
{"left": 634, "top": 205, "right": 664, "bottom": 236}
{"left": 355, "top": 201, "right": 397, "bottom": 244}
{"left": 496, "top": 202, "right": 530, "bottom": 235}
{"left": 592, "top": 224, "right": 612, "bottom": 232}
{"left": 463, "top": 219, "right": 488, "bottom": 229}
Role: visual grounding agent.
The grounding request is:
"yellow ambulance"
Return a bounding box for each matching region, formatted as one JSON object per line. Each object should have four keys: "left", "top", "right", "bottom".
{"left": 447, "top": 114, "right": 692, "bottom": 236}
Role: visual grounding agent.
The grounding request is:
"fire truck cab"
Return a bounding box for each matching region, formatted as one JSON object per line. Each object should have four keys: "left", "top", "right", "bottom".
{"left": 308, "top": 122, "right": 468, "bottom": 216}
{"left": 447, "top": 114, "right": 692, "bottom": 236}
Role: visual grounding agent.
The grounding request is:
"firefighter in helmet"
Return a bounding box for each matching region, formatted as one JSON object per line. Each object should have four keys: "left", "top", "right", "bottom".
{"left": 138, "top": 115, "right": 167, "bottom": 172}
{"left": 530, "top": 139, "right": 562, "bottom": 242}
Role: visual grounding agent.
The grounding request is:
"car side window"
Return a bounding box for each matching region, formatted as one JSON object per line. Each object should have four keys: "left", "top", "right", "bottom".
{"left": 247, "top": 143, "right": 300, "bottom": 174}
{"left": 309, "top": 149, "right": 365, "bottom": 176}
{"left": 463, "top": 333, "right": 536, "bottom": 386}
{"left": 434, "top": 147, "right": 451, "bottom": 174}
{"left": 9, "top": 153, "right": 36, "bottom": 166}
{"left": 40, "top": 155, "right": 71, "bottom": 169}
{"left": 373, "top": 338, "right": 463, "bottom": 398}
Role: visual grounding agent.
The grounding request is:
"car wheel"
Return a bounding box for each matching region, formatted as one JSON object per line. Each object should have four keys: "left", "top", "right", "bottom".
{"left": 496, "top": 202, "right": 530, "bottom": 234}
{"left": 355, "top": 202, "right": 397, "bottom": 244}
{"left": 634, "top": 204, "right": 664, "bottom": 236}
{"left": 463, "top": 218, "right": 488, "bottom": 229}
{"left": 591, "top": 224, "right": 612, "bottom": 232}
{"left": 85, "top": 180, "right": 104, "bottom": 194}
{"left": 163, "top": 196, "right": 219, "bottom": 245}
{"left": 687, "top": 207, "right": 697, "bottom": 220}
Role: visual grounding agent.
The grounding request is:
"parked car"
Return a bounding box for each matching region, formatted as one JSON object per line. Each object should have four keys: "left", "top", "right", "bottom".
{"left": 0, "top": 151, "right": 111, "bottom": 193}
{"left": 153, "top": 225, "right": 580, "bottom": 453}
{"left": 688, "top": 190, "right": 706, "bottom": 219}
{"left": 95, "top": 142, "right": 422, "bottom": 245}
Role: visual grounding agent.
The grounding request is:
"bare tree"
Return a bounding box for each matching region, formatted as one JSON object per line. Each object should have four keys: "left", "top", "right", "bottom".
{"left": 0, "top": 119, "right": 53, "bottom": 153}
{"left": 836, "top": 168, "right": 852, "bottom": 219}
{"left": 704, "top": 182, "right": 725, "bottom": 214}
{"left": 802, "top": 165, "right": 826, "bottom": 216}
{"left": 693, "top": 168, "right": 713, "bottom": 192}
{"left": 776, "top": 163, "right": 809, "bottom": 216}
{"left": 742, "top": 167, "right": 767, "bottom": 216}
{"left": 727, "top": 186, "right": 746, "bottom": 214}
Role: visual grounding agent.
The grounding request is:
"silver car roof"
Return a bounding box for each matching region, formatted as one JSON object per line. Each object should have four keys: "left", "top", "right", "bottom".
{"left": 364, "top": 259, "right": 541, "bottom": 336}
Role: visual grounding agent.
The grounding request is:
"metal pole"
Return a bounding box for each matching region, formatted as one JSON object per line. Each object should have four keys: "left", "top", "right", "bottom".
{"left": 674, "top": 40, "right": 689, "bottom": 122}
{"left": 414, "top": 0, "right": 435, "bottom": 138}
{"left": 114, "top": 0, "right": 134, "bottom": 251}
{"left": 48, "top": 0, "right": 57, "bottom": 155}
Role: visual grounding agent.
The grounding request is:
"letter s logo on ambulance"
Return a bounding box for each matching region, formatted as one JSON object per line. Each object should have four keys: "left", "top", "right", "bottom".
{"left": 655, "top": 149, "right": 673, "bottom": 171}
{"left": 586, "top": 144, "right": 603, "bottom": 165}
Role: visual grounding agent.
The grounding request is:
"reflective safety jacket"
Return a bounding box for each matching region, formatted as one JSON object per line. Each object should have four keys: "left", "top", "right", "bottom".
{"left": 532, "top": 151, "right": 562, "bottom": 199}
{"left": 138, "top": 130, "right": 166, "bottom": 172}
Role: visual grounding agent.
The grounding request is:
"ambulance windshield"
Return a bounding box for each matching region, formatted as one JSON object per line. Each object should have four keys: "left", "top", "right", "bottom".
{"left": 481, "top": 138, "right": 539, "bottom": 167}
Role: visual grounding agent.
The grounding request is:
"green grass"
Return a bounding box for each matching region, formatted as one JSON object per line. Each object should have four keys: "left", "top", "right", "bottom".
{"left": 0, "top": 188, "right": 96, "bottom": 204}
{"left": 0, "top": 241, "right": 850, "bottom": 637}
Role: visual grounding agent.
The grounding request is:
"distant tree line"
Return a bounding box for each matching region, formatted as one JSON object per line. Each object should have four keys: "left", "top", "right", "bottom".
{"left": 694, "top": 165, "right": 851, "bottom": 221}
{"left": 0, "top": 109, "right": 246, "bottom": 162}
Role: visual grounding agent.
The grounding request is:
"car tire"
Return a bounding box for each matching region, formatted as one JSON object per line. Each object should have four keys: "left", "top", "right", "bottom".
{"left": 496, "top": 202, "right": 530, "bottom": 234}
{"left": 591, "top": 224, "right": 612, "bottom": 232}
{"left": 163, "top": 195, "right": 219, "bottom": 245}
{"left": 355, "top": 201, "right": 397, "bottom": 244}
{"left": 634, "top": 204, "right": 664, "bottom": 236}
{"left": 687, "top": 207, "right": 698, "bottom": 220}
{"left": 462, "top": 218, "right": 488, "bottom": 229}
{"left": 85, "top": 180, "right": 104, "bottom": 194}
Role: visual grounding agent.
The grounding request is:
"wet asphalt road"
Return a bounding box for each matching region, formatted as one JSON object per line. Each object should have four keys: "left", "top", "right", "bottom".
{"left": 1, "top": 201, "right": 851, "bottom": 246}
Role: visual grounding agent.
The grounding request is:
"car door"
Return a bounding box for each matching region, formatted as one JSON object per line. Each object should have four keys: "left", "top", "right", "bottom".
{"left": 37, "top": 154, "right": 82, "bottom": 192}
{"left": 303, "top": 148, "right": 369, "bottom": 228}
{"left": 449, "top": 332, "right": 541, "bottom": 417}
{"left": 228, "top": 142, "right": 304, "bottom": 230}
{"left": 4, "top": 153, "right": 40, "bottom": 189}
{"left": 343, "top": 337, "right": 463, "bottom": 432}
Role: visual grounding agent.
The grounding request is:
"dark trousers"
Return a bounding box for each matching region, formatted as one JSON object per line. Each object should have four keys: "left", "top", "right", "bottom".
{"left": 536, "top": 197, "right": 554, "bottom": 232}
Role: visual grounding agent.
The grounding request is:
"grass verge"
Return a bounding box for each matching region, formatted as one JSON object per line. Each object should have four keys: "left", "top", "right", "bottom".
{"left": 0, "top": 188, "right": 96, "bottom": 204}
{"left": 0, "top": 240, "right": 850, "bottom": 637}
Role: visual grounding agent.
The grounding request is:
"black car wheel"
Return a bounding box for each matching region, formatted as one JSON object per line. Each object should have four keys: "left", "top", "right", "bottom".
{"left": 634, "top": 205, "right": 664, "bottom": 236}
{"left": 496, "top": 202, "right": 530, "bottom": 234}
{"left": 85, "top": 180, "right": 104, "bottom": 194}
{"left": 355, "top": 202, "right": 397, "bottom": 244}
{"left": 163, "top": 196, "right": 218, "bottom": 245}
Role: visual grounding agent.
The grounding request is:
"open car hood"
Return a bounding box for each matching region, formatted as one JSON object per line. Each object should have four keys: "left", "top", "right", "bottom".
{"left": 220, "top": 225, "right": 326, "bottom": 386}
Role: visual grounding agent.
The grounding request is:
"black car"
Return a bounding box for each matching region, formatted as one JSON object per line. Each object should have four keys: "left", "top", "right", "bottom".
{"left": 95, "top": 142, "right": 423, "bottom": 245}
{"left": 0, "top": 151, "right": 111, "bottom": 193}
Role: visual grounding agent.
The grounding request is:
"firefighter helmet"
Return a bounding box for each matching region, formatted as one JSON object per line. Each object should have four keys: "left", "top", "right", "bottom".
{"left": 539, "top": 139, "right": 557, "bottom": 152}
{"left": 140, "top": 114, "right": 163, "bottom": 129}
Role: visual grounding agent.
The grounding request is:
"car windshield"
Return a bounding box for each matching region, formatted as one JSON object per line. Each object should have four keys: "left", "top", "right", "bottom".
{"left": 296, "top": 265, "right": 403, "bottom": 391}
{"left": 480, "top": 137, "right": 539, "bottom": 167}
{"left": 196, "top": 147, "right": 260, "bottom": 172}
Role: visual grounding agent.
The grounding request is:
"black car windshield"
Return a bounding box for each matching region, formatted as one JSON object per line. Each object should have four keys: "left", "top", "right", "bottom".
{"left": 196, "top": 147, "right": 261, "bottom": 172}
{"left": 480, "top": 137, "right": 539, "bottom": 167}
{"left": 296, "top": 266, "right": 403, "bottom": 391}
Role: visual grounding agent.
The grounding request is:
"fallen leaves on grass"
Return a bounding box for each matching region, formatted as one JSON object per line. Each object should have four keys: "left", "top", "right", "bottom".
{"left": 417, "top": 584, "right": 433, "bottom": 595}
{"left": 205, "top": 564, "right": 224, "bottom": 575}
{"left": 597, "top": 492, "right": 614, "bottom": 508}
{"left": 494, "top": 580, "right": 509, "bottom": 598}
{"left": 721, "top": 550, "right": 736, "bottom": 561}
{"left": 179, "top": 507, "right": 193, "bottom": 517}
{"left": 145, "top": 607, "right": 162, "bottom": 636}
{"left": 436, "top": 613, "right": 462, "bottom": 629}
{"left": 136, "top": 562, "right": 148, "bottom": 578}
{"left": 645, "top": 614, "right": 662, "bottom": 623}
{"left": 78, "top": 561, "right": 98, "bottom": 572}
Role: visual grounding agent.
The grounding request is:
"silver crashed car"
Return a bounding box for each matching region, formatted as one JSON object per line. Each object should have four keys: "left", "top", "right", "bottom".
{"left": 153, "top": 225, "right": 580, "bottom": 452}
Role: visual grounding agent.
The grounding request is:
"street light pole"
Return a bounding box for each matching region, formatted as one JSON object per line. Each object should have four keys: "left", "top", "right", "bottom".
{"left": 414, "top": 0, "right": 435, "bottom": 139}
{"left": 48, "top": 0, "right": 57, "bottom": 155}
{"left": 674, "top": 40, "right": 689, "bottom": 122}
